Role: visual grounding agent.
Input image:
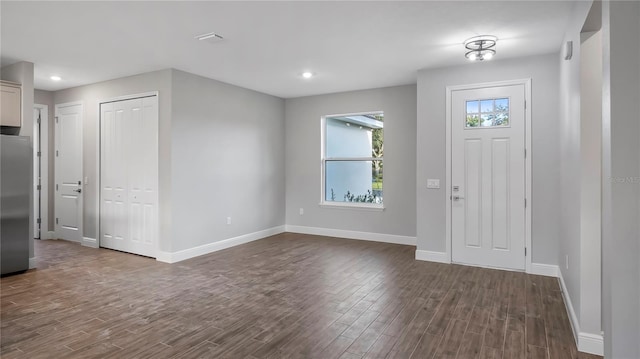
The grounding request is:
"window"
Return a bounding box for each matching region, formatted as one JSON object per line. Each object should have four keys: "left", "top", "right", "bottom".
{"left": 465, "top": 97, "right": 510, "bottom": 128}
{"left": 322, "top": 112, "right": 383, "bottom": 207}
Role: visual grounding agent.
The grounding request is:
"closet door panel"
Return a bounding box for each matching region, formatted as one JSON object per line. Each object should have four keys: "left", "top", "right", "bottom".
{"left": 100, "top": 96, "right": 157, "bottom": 257}
{"left": 100, "top": 103, "right": 115, "bottom": 245}
{"left": 112, "top": 103, "right": 129, "bottom": 244}
{"left": 140, "top": 97, "right": 158, "bottom": 247}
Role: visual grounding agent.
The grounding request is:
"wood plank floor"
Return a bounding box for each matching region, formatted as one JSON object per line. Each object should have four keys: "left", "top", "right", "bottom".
{"left": 1, "top": 233, "right": 601, "bottom": 359}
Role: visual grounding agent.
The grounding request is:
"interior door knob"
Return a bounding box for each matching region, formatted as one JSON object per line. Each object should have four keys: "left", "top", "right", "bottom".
{"left": 73, "top": 188, "right": 82, "bottom": 193}
{"left": 452, "top": 195, "right": 464, "bottom": 201}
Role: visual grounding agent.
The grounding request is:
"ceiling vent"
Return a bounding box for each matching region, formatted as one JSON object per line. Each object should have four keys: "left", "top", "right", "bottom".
{"left": 195, "top": 32, "right": 224, "bottom": 43}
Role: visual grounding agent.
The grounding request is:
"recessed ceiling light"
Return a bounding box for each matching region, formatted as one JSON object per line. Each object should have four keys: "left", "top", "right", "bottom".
{"left": 50, "top": 75, "right": 61, "bottom": 81}
{"left": 302, "top": 72, "right": 314, "bottom": 79}
{"left": 195, "top": 32, "right": 223, "bottom": 41}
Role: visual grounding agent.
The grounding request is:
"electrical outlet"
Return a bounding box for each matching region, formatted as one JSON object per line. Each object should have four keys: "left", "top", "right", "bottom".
{"left": 299, "top": 208, "right": 304, "bottom": 215}
{"left": 227, "top": 217, "right": 232, "bottom": 225}
{"left": 565, "top": 255, "right": 569, "bottom": 270}
{"left": 427, "top": 179, "right": 440, "bottom": 189}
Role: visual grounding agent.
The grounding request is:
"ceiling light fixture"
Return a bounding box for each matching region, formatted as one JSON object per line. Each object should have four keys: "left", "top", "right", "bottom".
{"left": 464, "top": 35, "right": 497, "bottom": 61}
{"left": 195, "top": 32, "right": 223, "bottom": 41}
{"left": 50, "top": 75, "right": 61, "bottom": 81}
{"left": 302, "top": 71, "right": 314, "bottom": 79}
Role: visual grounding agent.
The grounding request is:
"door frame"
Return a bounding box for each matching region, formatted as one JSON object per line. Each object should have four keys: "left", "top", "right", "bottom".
{"left": 54, "top": 101, "right": 84, "bottom": 242}
{"left": 34, "top": 104, "right": 49, "bottom": 239}
{"left": 96, "top": 91, "right": 159, "bottom": 255}
{"left": 445, "top": 79, "right": 532, "bottom": 272}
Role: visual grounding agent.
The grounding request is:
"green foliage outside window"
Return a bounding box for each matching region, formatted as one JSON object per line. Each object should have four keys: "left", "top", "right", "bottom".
{"left": 372, "top": 114, "right": 384, "bottom": 190}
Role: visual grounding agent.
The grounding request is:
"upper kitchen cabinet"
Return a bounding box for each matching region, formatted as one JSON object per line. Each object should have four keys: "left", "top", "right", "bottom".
{"left": 1, "top": 81, "right": 22, "bottom": 127}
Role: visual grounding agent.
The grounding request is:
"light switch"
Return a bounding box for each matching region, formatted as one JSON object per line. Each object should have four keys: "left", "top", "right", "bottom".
{"left": 427, "top": 179, "right": 440, "bottom": 189}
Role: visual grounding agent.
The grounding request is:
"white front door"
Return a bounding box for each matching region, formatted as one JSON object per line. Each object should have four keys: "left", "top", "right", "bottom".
{"left": 55, "top": 102, "right": 83, "bottom": 242}
{"left": 451, "top": 84, "right": 526, "bottom": 270}
{"left": 100, "top": 96, "right": 158, "bottom": 258}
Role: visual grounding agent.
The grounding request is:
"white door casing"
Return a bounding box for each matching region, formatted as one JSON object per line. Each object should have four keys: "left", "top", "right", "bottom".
{"left": 450, "top": 83, "right": 527, "bottom": 270}
{"left": 33, "top": 108, "right": 41, "bottom": 238}
{"left": 100, "top": 95, "right": 158, "bottom": 258}
{"left": 55, "top": 102, "right": 83, "bottom": 242}
{"left": 34, "top": 104, "right": 49, "bottom": 239}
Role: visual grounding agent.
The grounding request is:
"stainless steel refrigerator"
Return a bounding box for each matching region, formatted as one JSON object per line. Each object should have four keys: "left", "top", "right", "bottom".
{"left": 1, "top": 135, "right": 30, "bottom": 275}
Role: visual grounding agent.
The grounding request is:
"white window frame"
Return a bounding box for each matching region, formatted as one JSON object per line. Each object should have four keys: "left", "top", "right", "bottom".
{"left": 320, "top": 111, "right": 385, "bottom": 211}
{"left": 464, "top": 97, "right": 512, "bottom": 129}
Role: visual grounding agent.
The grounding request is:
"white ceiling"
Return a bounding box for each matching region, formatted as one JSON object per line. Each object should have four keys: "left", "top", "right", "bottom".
{"left": 1, "top": 1, "right": 576, "bottom": 98}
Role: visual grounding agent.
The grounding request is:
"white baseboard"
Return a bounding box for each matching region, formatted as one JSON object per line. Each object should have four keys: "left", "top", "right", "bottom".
{"left": 558, "top": 269, "right": 604, "bottom": 356}
{"left": 28, "top": 257, "right": 36, "bottom": 269}
{"left": 529, "top": 263, "right": 559, "bottom": 277}
{"left": 82, "top": 237, "right": 98, "bottom": 248}
{"left": 156, "top": 225, "right": 285, "bottom": 264}
{"left": 47, "top": 231, "right": 56, "bottom": 240}
{"left": 415, "top": 249, "right": 451, "bottom": 264}
{"left": 558, "top": 269, "right": 581, "bottom": 349}
{"left": 284, "top": 225, "right": 416, "bottom": 246}
{"left": 155, "top": 250, "right": 172, "bottom": 263}
{"left": 578, "top": 332, "right": 604, "bottom": 356}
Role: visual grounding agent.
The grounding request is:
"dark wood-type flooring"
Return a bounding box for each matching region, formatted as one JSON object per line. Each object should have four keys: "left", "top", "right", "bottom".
{"left": 1, "top": 233, "right": 601, "bottom": 359}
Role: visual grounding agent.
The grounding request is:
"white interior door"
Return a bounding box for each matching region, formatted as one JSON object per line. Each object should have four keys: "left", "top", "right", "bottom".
{"left": 451, "top": 84, "right": 526, "bottom": 270}
{"left": 55, "top": 102, "right": 83, "bottom": 242}
{"left": 100, "top": 96, "right": 158, "bottom": 257}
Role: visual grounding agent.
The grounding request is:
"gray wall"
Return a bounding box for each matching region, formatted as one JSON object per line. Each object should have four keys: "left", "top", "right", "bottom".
{"left": 1, "top": 61, "right": 35, "bottom": 259}
{"left": 416, "top": 54, "right": 561, "bottom": 265}
{"left": 602, "top": 1, "right": 640, "bottom": 357}
{"left": 284, "top": 85, "right": 417, "bottom": 237}
{"left": 48, "top": 68, "right": 285, "bottom": 254}
{"left": 579, "top": 29, "right": 602, "bottom": 337}
{"left": 34, "top": 89, "right": 55, "bottom": 232}
{"left": 170, "top": 70, "right": 285, "bottom": 252}
{"left": 52, "top": 69, "right": 173, "bottom": 251}
{"left": 557, "top": 0, "right": 592, "bottom": 335}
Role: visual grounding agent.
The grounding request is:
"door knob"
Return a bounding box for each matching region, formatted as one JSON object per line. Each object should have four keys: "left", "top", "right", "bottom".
{"left": 73, "top": 188, "right": 82, "bottom": 193}
{"left": 451, "top": 195, "right": 464, "bottom": 201}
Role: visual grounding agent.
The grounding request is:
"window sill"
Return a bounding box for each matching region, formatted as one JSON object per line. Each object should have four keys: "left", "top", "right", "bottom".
{"left": 318, "top": 202, "right": 385, "bottom": 211}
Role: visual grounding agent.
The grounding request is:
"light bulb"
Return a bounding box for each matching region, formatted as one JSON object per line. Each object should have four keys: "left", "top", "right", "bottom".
{"left": 483, "top": 52, "right": 494, "bottom": 60}
{"left": 468, "top": 53, "right": 477, "bottom": 61}
{"left": 302, "top": 72, "right": 313, "bottom": 79}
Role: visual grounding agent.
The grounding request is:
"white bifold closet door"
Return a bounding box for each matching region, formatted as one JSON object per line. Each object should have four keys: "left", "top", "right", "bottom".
{"left": 100, "top": 96, "right": 158, "bottom": 258}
